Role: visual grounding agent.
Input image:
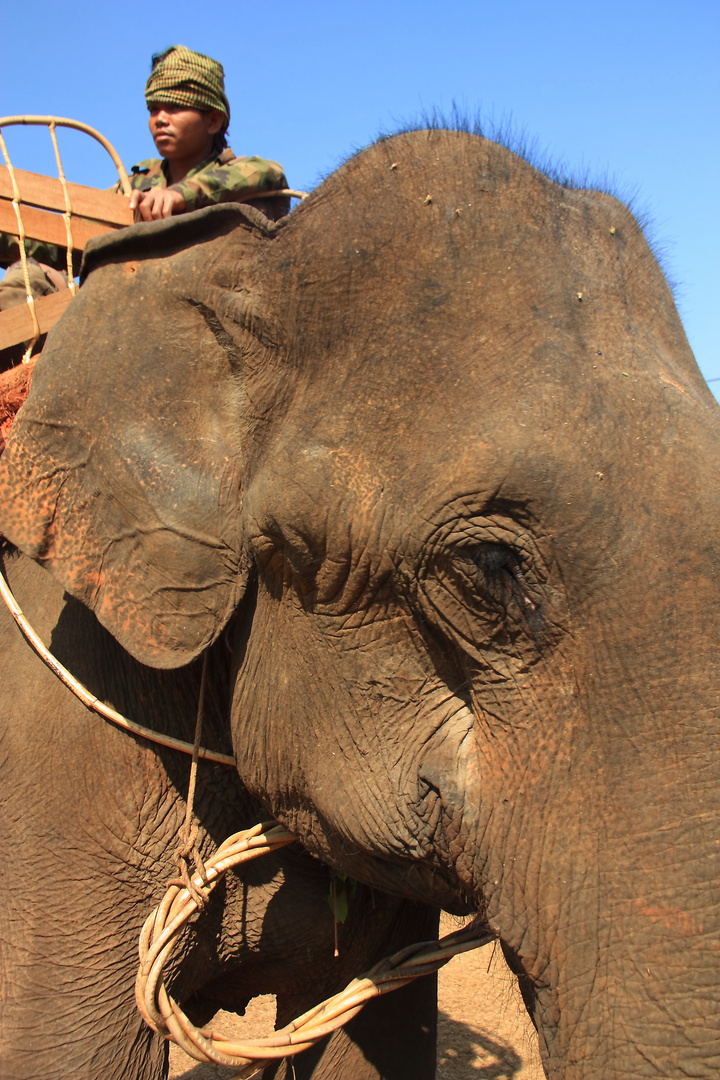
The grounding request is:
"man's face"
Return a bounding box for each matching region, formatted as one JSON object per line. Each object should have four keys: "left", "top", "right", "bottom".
{"left": 148, "top": 104, "right": 224, "bottom": 161}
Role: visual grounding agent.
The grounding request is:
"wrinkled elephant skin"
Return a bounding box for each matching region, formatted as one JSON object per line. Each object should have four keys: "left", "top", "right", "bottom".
{"left": 1, "top": 129, "right": 719, "bottom": 1078}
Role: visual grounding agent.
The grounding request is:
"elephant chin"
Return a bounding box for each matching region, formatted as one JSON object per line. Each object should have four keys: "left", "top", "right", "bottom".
{"left": 371, "top": 858, "right": 476, "bottom": 916}
{"left": 277, "top": 804, "right": 476, "bottom": 915}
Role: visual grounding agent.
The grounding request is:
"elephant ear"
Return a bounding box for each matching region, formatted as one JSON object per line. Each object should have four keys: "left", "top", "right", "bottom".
{"left": 0, "top": 204, "right": 274, "bottom": 668}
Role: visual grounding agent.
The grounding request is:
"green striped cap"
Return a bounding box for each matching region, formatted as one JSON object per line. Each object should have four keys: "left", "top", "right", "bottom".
{"left": 145, "top": 46, "right": 230, "bottom": 129}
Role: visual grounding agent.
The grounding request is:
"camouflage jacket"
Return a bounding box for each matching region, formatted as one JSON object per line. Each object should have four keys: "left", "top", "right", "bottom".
{"left": 0, "top": 233, "right": 72, "bottom": 274}
{"left": 119, "top": 146, "right": 289, "bottom": 213}
{"left": 1, "top": 147, "right": 289, "bottom": 270}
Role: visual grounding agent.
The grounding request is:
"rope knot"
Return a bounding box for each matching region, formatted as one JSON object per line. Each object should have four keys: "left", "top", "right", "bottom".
{"left": 172, "top": 820, "right": 210, "bottom": 908}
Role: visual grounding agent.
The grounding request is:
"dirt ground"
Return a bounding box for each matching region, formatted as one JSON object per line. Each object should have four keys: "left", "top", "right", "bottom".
{"left": 168, "top": 914, "right": 544, "bottom": 1080}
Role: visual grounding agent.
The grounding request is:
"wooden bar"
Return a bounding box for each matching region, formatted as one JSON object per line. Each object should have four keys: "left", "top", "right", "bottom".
{"left": 0, "top": 289, "right": 74, "bottom": 350}
{"left": 0, "top": 166, "right": 132, "bottom": 227}
{"left": 0, "top": 200, "right": 125, "bottom": 251}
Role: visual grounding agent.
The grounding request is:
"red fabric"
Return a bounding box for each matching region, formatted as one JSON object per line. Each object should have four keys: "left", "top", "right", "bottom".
{"left": 0, "top": 359, "right": 35, "bottom": 455}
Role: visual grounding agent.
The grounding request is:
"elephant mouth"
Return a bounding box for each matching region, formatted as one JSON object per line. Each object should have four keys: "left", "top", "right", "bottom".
{"left": 339, "top": 846, "right": 477, "bottom": 916}
{"left": 400, "top": 862, "right": 477, "bottom": 916}
{"left": 334, "top": 702, "right": 482, "bottom": 913}
{"left": 274, "top": 797, "right": 477, "bottom": 915}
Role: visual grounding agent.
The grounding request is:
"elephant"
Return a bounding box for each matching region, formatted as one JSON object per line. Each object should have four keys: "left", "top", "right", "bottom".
{"left": 1, "top": 125, "right": 719, "bottom": 1078}
{"left": 0, "top": 545, "right": 439, "bottom": 1080}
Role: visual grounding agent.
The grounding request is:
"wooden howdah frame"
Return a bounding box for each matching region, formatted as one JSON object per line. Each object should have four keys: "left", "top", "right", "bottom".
{"left": 0, "top": 117, "right": 133, "bottom": 354}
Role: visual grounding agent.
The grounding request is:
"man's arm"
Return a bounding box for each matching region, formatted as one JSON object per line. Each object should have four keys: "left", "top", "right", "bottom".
{"left": 111, "top": 158, "right": 177, "bottom": 223}
{"left": 170, "top": 156, "right": 288, "bottom": 213}
{"left": 118, "top": 155, "right": 290, "bottom": 223}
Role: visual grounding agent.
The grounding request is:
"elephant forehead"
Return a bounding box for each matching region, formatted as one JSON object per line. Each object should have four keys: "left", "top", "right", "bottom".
{"left": 284, "top": 133, "right": 629, "bottom": 328}
{"left": 273, "top": 131, "right": 705, "bottom": 434}
{"left": 259, "top": 128, "right": 717, "bottom": 546}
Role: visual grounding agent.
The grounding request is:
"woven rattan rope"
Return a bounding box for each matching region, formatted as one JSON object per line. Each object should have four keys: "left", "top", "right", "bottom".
{"left": 0, "top": 116, "right": 132, "bottom": 193}
{"left": 0, "top": 559, "right": 235, "bottom": 765}
{"left": 136, "top": 821, "right": 496, "bottom": 1077}
{"left": 243, "top": 188, "right": 308, "bottom": 201}
{"left": 0, "top": 128, "right": 42, "bottom": 355}
{"left": 47, "top": 122, "right": 77, "bottom": 296}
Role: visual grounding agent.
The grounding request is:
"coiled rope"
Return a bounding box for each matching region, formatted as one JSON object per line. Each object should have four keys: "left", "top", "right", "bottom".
{"left": 136, "top": 821, "right": 495, "bottom": 1077}
{"left": 1, "top": 555, "right": 495, "bottom": 1067}
{"left": 0, "top": 554, "right": 496, "bottom": 1065}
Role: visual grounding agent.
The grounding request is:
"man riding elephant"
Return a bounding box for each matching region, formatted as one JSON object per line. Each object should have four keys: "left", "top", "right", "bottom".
{"left": 124, "top": 44, "right": 290, "bottom": 223}
{"left": 0, "top": 45, "right": 290, "bottom": 358}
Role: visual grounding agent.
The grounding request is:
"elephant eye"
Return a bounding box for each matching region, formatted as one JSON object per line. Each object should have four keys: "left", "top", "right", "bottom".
{"left": 413, "top": 527, "right": 556, "bottom": 665}
{"left": 458, "top": 543, "right": 538, "bottom": 618}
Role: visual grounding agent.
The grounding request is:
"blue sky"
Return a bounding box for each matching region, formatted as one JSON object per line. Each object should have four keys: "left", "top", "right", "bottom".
{"left": 3, "top": 0, "right": 718, "bottom": 396}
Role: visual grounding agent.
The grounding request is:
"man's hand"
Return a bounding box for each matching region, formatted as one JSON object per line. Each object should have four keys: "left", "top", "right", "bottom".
{"left": 130, "top": 188, "right": 186, "bottom": 222}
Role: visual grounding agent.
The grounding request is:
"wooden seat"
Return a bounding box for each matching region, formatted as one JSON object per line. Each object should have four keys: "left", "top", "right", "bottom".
{"left": 0, "top": 167, "right": 133, "bottom": 352}
{"left": 0, "top": 117, "right": 132, "bottom": 355}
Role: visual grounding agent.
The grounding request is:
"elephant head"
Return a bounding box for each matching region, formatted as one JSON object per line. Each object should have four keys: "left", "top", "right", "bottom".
{"left": 1, "top": 129, "right": 719, "bottom": 1078}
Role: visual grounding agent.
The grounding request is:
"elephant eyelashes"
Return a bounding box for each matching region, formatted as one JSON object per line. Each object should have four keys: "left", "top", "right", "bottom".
{"left": 460, "top": 543, "right": 539, "bottom": 622}
{"left": 415, "top": 525, "right": 552, "bottom": 662}
{"left": 417, "top": 537, "right": 547, "bottom": 666}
